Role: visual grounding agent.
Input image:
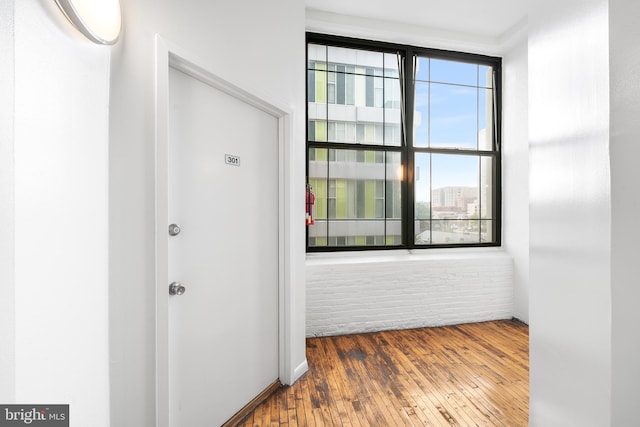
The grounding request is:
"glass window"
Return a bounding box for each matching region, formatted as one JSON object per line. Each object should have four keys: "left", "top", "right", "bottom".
{"left": 307, "top": 149, "right": 402, "bottom": 248}
{"left": 307, "top": 43, "right": 402, "bottom": 147}
{"left": 307, "top": 35, "right": 500, "bottom": 251}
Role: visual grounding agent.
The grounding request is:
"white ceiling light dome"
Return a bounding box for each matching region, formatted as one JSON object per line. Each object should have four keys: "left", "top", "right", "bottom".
{"left": 55, "top": 0, "right": 122, "bottom": 45}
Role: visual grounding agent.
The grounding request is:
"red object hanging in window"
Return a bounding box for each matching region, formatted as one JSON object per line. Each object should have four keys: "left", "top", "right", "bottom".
{"left": 306, "top": 184, "right": 315, "bottom": 225}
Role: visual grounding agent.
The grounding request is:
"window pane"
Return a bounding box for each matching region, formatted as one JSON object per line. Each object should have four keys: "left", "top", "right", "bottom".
{"left": 308, "top": 148, "right": 328, "bottom": 221}
{"left": 415, "top": 57, "right": 429, "bottom": 81}
{"left": 384, "top": 77, "right": 402, "bottom": 146}
{"left": 307, "top": 44, "right": 327, "bottom": 69}
{"left": 481, "top": 220, "right": 495, "bottom": 243}
{"left": 363, "top": 124, "right": 374, "bottom": 144}
{"left": 307, "top": 147, "right": 327, "bottom": 247}
{"left": 432, "top": 154, "right": 479, "bottom": 189}
{"left": 430, "top": 220, "right": 450, "bottom": 244}
{"left": 414, "top": 153, "right": 431, "bottom": 220}
{"left": 480, "top": 156, "right": 494, "bottom": 220}
{"left": 415, "top": 153, "right": 491, "bottom": 246}
{"left": 307, "top": 66, "right": 327, "bottom": 142}
{"left": 328, "top": 83, "right": 336, "bottom": 104}
{"left": 336, "top": 122, "right": 345, "bottom": 142}
{"left": 307, "top": 70, "right": 315, "bottom": 103}
{"left": 430, "top": 59, "right": 477, "bottom": 86}
{"left": 327, "top": 198, "right": 337, "bottom": 219}
{"left": 346, "top": 72, "right": 355, "bottom": 105}
{"left": 374, "top": 77, "right": 384, "bottom": 108}
{"left": 430, "top": 83, "right": 477, "bottom": 149}
{"left": 413, "top": 82, "right": 429, "bottom": 147}
{"left": 328, "top": 46, "right": 383, "bottom": 70}
{"left": 385, "top": 152, "right": 402, "bottom": 238}
{"left": 414, "top": 153, "right": 432, "bottom": 244}
{"left": 431, "top": 220, "right": 480, "bottom": 244}
{"left": 384, "top": 123, "right": 401, "bottom": 147}
{"left": 431, "top": 154, "right": 479, "bottom": 224}
{"left": 313, "top": 70, "right": 326, "bottom": 103}
{"left": 415, "top": 220, "right": 431, "bottom": 244}
{"left": 345, "top": 122, "right": 356, "bottom": 143}
{"left": 413, "top": 56, "right": 494, "bottom": 151}
{"left": 375, "top": 198, "right": 384, "bottom": 218}
{"left": 308, "top": 148, "right": 402, "bottom": 247}
{"left": 478, "top": 88, "right": 494, "bottom": 150}
{"left": 311, "top": 46, "right": 402, "bottom": 147}
{"left": 308, "top": 120, "right": 316, "bottom": 141}
{"left": 374, "top": 124, "right": 383, "bottom": 144}
{"left": 315, "top": 121, "right": 327, "bottom": 142}
{"left": 384, "top": 53, "right": 400, "bottom": 78}
{"left": 327, "top": 122, "right": 335, "bottom": 141}
{"left": 479, "top": 65, "right": 493, "bottom": 88}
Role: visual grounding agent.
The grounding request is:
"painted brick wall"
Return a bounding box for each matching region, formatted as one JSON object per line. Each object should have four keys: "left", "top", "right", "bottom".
{"left": 306, "top": 250, "right": 514, "bottom": 337}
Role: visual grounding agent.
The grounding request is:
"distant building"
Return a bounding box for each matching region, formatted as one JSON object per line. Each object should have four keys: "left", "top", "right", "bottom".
{"left": 431, "top": 186, "right": 478, "bottom": 214}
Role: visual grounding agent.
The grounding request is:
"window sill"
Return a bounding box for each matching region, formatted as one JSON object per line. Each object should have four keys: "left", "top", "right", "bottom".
{"left": 305, "top": 246, "right": 509, "bottom": 266}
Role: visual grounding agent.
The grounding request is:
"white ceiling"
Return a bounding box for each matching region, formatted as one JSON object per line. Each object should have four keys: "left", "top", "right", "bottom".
{"left": 305, "top": 0, "right": 528, "bottom": 40}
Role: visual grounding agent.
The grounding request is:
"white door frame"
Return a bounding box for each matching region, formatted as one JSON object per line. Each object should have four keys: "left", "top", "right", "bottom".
{"left": 154, "top": 35, "right": 295, "bottom": 427}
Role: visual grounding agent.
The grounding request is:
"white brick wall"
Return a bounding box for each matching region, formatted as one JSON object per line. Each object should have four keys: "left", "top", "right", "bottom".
{"left": 306, "top": 249, "right": 514, "bottom": 337}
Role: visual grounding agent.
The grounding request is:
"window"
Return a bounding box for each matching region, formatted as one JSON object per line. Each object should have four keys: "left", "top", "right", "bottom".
{"left": 307, "top": 33, "right": 501, "bottom": 251}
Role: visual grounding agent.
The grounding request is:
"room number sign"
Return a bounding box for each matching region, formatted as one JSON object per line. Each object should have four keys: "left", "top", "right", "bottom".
{"left": 225, "top": 154, "right": 240, "bottom": 167}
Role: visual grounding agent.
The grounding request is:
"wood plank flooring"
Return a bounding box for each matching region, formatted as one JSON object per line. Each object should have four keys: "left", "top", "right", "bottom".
{"left": 235, "top": 320, "right": 528, "bottom": 426}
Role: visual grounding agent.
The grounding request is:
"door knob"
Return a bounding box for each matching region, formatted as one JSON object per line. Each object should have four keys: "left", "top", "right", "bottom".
{"left": 169, "top": 282, "right": 186, "bottom": 296}
{"left": 168, "top": 223, "right": 181, "bottom": 236}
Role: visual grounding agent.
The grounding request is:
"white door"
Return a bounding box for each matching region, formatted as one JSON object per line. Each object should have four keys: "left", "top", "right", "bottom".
{"left": 167, "top": 66, "right": 279, "bottom": 426}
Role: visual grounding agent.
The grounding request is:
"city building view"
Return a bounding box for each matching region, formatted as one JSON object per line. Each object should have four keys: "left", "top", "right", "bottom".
{"left": 307, "top": 41, "right": 497, "bottom": 248}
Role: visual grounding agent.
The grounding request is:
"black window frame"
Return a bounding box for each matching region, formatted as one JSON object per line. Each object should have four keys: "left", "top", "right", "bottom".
{"left": 306, "top": 32, "right": 502, "bottom": 252}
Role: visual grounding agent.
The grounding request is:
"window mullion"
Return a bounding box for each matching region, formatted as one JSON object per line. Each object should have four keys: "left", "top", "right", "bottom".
{"left": 404, "top": 49, "right": 415, "bottom": 249}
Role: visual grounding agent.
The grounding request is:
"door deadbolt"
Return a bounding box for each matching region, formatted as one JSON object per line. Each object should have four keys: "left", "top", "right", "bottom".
{"left": 169, "top": 224, "right": 181, "bottom": 236}
{"left": 169, "top": 282, "right": 186, "bottom": 296}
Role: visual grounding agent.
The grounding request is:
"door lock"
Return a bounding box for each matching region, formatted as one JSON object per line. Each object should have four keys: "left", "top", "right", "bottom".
{"left": 169, "top": 282, "right": 186, "bottom": 296}
{"left": 168, "top": 223, "right": 181, "bottom": 236}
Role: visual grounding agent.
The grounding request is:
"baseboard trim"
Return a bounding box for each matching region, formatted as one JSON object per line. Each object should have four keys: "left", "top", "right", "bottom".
{"left": 511, "top": 316, "right": 529, "bottom": 326}
{"left": 292, "top": 359, "right": 309, "bottom": 383}
{"left": 222, "top": 379, "right": 282, "bottom": 427}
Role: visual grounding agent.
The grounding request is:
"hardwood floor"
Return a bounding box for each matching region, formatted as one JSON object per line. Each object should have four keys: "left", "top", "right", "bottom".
{"left": 235, "top": 320, "right": 528, "bottom": 426}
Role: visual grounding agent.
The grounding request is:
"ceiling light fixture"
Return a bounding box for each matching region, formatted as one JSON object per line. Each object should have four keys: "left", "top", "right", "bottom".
{"left": 54, "top": 0, "right": 122, "bottom": 45}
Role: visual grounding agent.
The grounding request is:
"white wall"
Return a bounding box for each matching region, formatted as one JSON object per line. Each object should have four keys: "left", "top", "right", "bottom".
{"left": 305, "top": 12, "right": 526, "bottom": 334}
{"left": 3, "top": 0, "right": 111, "bottom": 424}
{"left": 307, "top": 250, "right": 513, "bottom": 336}
{"left": 0, "top": 0, "right": 16, "bottom": 404}
{"left": 108, "top": 1, "right": 306, "bottom": 425}
{"left": 502, "top": 36, "right": 529, "bottom": 323}
{"left": 609, "top": 0, "right": 640, "bottom": 423}
{"left": 529, "top": 1, "right": 612, "bottom": 425}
